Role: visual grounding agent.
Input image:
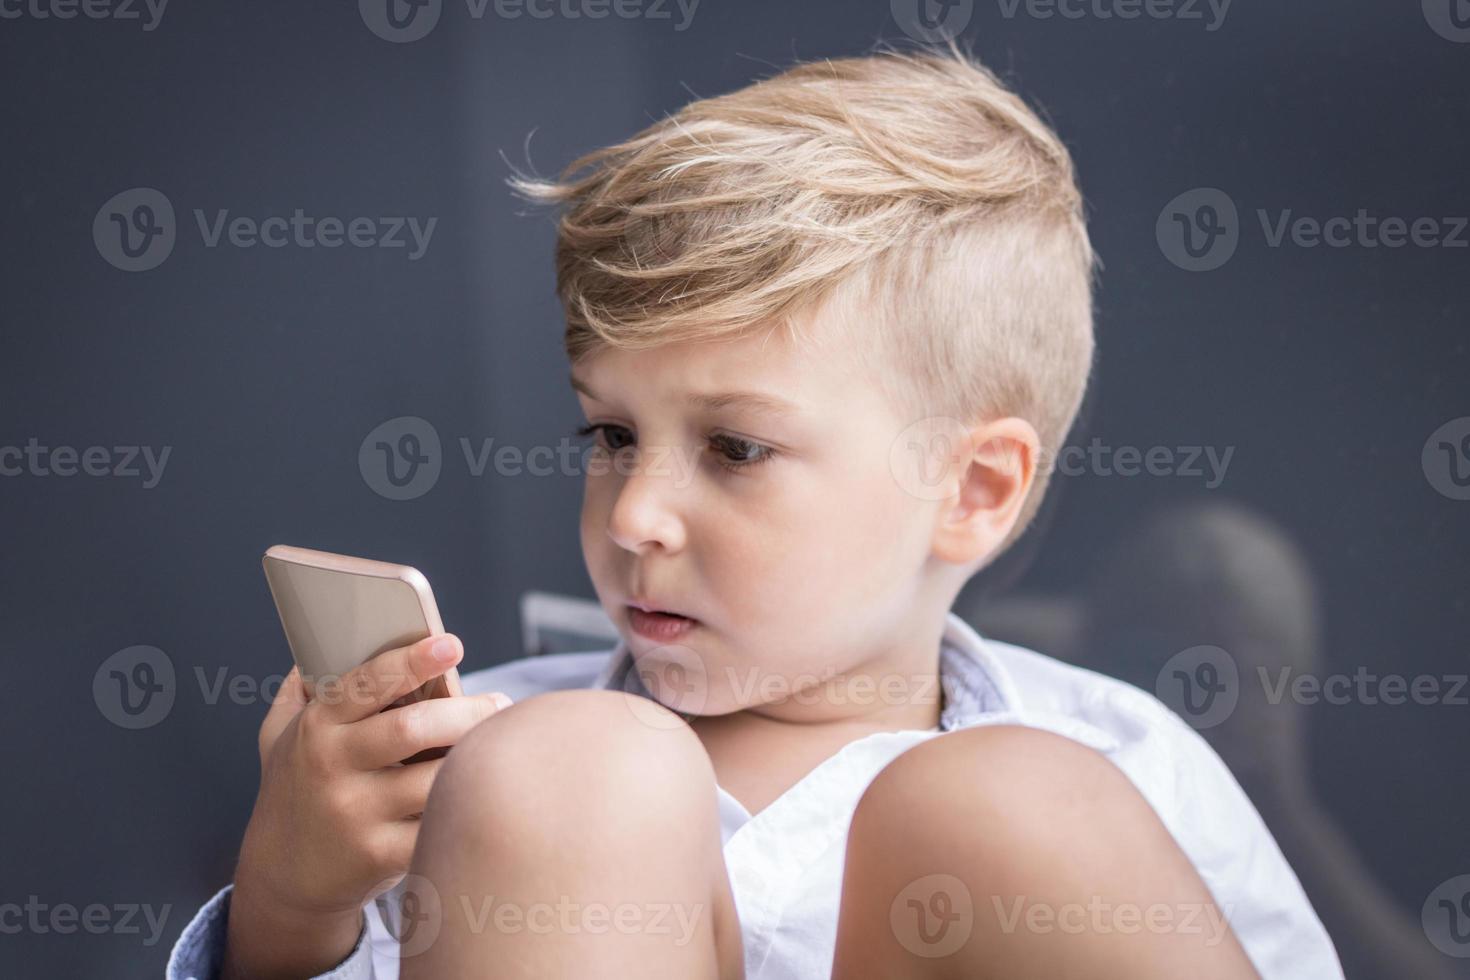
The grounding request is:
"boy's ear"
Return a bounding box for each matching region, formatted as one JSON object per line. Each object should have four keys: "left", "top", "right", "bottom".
{"left": 930, "top": 417, "right": 1040, "bottom": 566}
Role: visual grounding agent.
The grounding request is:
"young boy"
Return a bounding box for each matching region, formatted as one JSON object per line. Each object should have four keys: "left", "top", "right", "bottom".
{"left": 168, "top": 41, "right": 1343, "bottom": 980}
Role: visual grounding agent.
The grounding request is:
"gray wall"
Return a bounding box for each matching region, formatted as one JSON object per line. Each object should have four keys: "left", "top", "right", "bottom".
{"left": 1, "top": 2, "right": 1465, "bottom": 976}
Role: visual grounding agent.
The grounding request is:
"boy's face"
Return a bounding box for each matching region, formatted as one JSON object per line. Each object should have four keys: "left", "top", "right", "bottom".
{"left": 573, "top": 321, "right": 957, "bottom": 719}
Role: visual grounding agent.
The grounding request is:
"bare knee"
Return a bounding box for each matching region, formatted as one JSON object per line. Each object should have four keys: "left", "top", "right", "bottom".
{"left": 423, "top": 688, "right": 719, "bottom": 849}
{"left": 848, "top": 724, "right": 1129, "bottom": 857}
{"left": 845, "top": 724, "right": 1172, "bottom": 902}
{"left": 406, "top": 689, "right": 741, "bottom": 979}
{"left": 836, "top": 725, "right": 1253, "bottom": 978}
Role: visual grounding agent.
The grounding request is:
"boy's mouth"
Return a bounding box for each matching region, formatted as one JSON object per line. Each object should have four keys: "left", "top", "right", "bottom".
{"left": 627, "top": 604, "right": 699, "bottom": 640}
{"left": 627, "top": 596, "right": 695, "bottom": 618}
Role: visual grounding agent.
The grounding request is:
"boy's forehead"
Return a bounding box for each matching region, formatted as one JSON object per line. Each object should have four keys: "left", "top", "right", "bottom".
{"left": 571, "top": 328, "right": 869, "bottom": 412}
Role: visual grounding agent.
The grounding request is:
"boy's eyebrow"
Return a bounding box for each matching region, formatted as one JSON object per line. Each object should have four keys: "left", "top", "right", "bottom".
{"left": 569, "top": 372, "right": 801, "bottom": 418}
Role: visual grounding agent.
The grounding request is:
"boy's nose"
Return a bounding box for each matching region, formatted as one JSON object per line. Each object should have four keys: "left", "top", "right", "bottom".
{"left": 605, "top": 465, "right": 689, "bottom": 555}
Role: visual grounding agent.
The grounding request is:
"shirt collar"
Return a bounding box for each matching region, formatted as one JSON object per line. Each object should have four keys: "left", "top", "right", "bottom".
{"left": 592, "top": 610, "right": 1019, "bottom": 731}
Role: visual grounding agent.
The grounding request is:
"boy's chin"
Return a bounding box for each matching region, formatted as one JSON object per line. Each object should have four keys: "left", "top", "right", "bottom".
{"left": 627, "top": 648, "right": 713, "bottom": 715}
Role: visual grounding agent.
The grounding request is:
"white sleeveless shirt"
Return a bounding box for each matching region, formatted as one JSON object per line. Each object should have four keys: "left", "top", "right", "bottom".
{"left": 167, "top": 611, "right": 1343, "bottom": 979}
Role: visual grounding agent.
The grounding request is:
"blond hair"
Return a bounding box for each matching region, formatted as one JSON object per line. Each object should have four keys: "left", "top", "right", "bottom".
{"left": 508, "top": 38, "right": 1096, "bottom": 565}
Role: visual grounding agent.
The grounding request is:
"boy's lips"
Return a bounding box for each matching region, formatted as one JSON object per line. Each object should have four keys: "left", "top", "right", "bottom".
{"left": 627, "top": 605, "right": 700, "bottom": 641}
{"left": 627, "top": 596, "right": 697, "bottom": 620}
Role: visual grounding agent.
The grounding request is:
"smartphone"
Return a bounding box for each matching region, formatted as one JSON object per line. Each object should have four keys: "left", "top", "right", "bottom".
{"left": 262, "top": 545, "right": 463, "bottom": 758}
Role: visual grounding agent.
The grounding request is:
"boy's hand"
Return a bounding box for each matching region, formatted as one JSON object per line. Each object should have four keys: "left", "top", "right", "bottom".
{"left": 222, "top": 634, "right": 512, "bottom": 978}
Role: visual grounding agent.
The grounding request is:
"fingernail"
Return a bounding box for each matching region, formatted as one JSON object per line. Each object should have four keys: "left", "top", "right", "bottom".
{"left": 492, "top": 693, "right": 513, "bottom": 709}
{"left": 431, "top": 637, "right": 457, "bottom": 662}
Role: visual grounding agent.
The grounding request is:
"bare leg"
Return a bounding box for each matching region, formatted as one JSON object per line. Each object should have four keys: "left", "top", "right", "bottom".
{"left": 400, "top": 689, "right": 744, "bottom": 980}
{"left": 831, "top": 725, "right": 1260, "bottom": 980}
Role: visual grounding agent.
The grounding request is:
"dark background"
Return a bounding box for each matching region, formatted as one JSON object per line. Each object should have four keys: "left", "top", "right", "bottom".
{"left": 1, "top": 1, "right": 1465, "bottom": 976}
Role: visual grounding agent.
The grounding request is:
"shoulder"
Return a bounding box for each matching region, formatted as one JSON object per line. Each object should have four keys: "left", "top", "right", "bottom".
{"left": 980, "top": 637, "right": 1202, "bottom": 757}
{"left": 457, "top": 647, "right": 617, "bottom": 702}
{"left": 968, "top": 635, "right": 1258, "bottom": 835}
{"left": 982, "top": 634, "right": 1174, "bottom": 723}
{"left": 965, "top": 637, "right": 1342, "bottom": 976}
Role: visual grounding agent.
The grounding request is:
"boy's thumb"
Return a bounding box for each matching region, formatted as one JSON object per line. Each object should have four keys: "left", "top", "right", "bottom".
{"left": 259, "top": 665, "right": 309, "bottom": 746}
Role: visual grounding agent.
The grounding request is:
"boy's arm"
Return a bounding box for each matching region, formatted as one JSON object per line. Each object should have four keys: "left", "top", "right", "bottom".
{"left": 1147, "top": 705, "right": 1345, "bottom": 979}
{"left": 167, "top": 649, "right": 613, "bottom": 979}
{"left": 166, "top": 884, "right": 378, "bottom": 980}
{"left": 174, "top": 636, "right": 505, "bottom": 980}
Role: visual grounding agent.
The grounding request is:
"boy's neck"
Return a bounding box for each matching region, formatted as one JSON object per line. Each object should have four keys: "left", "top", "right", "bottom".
{"left": 688, "top": 628, "right": 949, "bottom": 735}
{"left": 685, "top": 660, "right": 944, "bottom": 819}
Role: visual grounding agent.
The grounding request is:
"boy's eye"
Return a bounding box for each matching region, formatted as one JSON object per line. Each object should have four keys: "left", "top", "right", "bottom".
{"left": 572, "top": 424, "right": 776, "bottom": 472}
{"left": 575, "top": 422, "right": 635, "bottom": 451}
{"left": 708, "top": 434, "right": 773, "bottom": 470}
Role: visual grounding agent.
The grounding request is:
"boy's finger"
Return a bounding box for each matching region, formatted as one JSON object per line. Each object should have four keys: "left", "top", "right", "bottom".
{"left": 313, "top": 634, "right": 463, "bottom": 727}
{"left": 270, "top": 664, "right": 309, "bottom": 710}
{"left": 350, "top": 691, "right": 512, "bottom": 771}
{"left": 373, "top": 755, "right": 448, "bottom": 819}
{"left": 259, "top": 665, "right": 308, "bottom": 749}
